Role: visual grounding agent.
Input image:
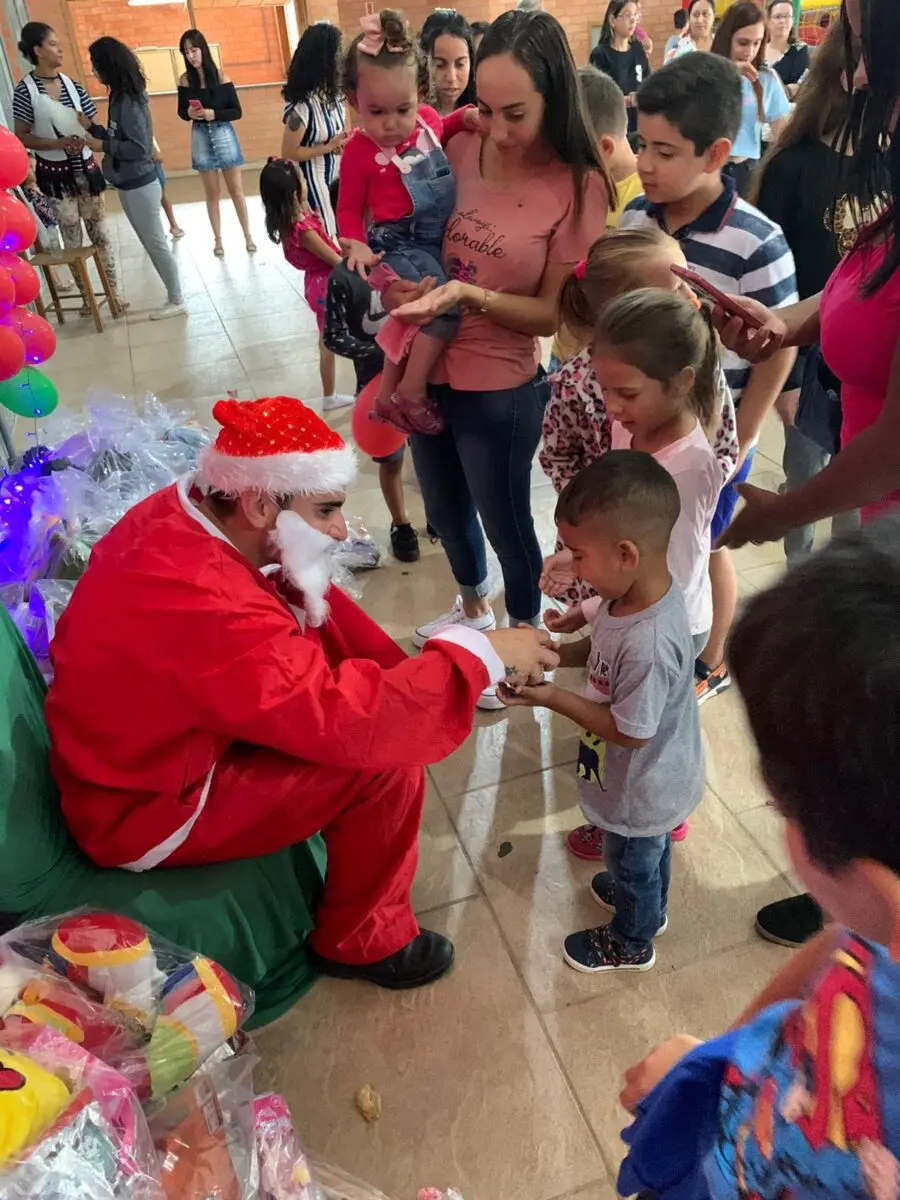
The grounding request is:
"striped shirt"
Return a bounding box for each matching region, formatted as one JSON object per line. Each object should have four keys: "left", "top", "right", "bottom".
{"left": 13, "top": 72, "right": 96, "bottom": 175}
{"left": 282, "top": 91, "right": 346, "bottom": 240}
{"left": 619, "top": 176, "right": 798, "bottom": 401}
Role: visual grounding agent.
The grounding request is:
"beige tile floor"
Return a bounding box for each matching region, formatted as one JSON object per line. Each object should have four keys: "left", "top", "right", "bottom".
{"left": 38, "top": 177, "right": 805, "bottom": 1200}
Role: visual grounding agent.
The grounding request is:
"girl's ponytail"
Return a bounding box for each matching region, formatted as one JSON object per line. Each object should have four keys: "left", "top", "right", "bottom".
{"left": 691, "top": 302, "right": 720, "bottom": 437}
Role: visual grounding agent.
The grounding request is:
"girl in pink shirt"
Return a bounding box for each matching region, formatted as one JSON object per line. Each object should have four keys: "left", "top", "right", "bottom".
{"left": 259, "top": 156, "right": 352, "bottom": 411}
{"left": 338, "top": 9, "right": 475, "bottom": 434}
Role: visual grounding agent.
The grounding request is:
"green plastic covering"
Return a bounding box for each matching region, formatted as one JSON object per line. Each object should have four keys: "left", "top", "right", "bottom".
{"left": 0, "top": 604, "right": 324, "bottom": 1027}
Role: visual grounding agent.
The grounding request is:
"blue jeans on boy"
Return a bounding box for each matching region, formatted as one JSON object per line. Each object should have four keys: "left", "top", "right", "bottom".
{"left": 604, "top": 831, "right": 671, "bottom": 955}
{"left": 410, "top": 374, "right": 549, "bottom": 624}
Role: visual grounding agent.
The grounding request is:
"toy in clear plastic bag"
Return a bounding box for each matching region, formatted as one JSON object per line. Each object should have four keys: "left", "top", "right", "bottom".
{"left": 149, "top": 1045, "right": 259, "bottom": 1200}
{"left": 0, "top": 909, "right": 254, "bottom": 1104}
{"left": 0, "top": 1023, "right": 163, "bottom": 1199}
{"left": 333, "top": 515, "right": 381, "bottom": 574}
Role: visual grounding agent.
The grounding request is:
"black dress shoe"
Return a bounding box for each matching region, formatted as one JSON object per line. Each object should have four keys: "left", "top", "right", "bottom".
{"left": 309, "top": 930, "right": 454, "bottom": 990}
{"left": 755, "top": 894, "right": 824, "bottom": 948}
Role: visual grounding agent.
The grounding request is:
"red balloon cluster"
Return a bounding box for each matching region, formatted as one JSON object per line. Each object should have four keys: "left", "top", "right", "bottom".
{"left": 0, "top": 127, "right": 58, "bottom": 386}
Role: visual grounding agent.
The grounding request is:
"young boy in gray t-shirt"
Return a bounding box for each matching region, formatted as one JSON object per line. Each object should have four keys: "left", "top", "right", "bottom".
{"left": 500, "top": 451, "right": 704, "bottom": 974}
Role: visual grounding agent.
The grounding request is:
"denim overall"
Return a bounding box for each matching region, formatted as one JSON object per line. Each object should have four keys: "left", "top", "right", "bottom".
{"left": 368, "top": 116, "right": 458, "bottom": 340}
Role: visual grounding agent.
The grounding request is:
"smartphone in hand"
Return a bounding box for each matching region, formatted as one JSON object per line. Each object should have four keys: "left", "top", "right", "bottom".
{"left": 670, "top": 264, "right": 765, "bottom": 329}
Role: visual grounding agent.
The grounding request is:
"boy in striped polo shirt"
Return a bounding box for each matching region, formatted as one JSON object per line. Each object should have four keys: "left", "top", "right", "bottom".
{"left": 620, "top": 53, "right": 798, "bottom": 704}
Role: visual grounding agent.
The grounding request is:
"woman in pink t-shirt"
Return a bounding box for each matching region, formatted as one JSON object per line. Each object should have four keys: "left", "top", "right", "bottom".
{"left": 714, "top": 0, "right": 900, "bottom": 553}
{"left": 390, "top": 10, "right": 612, "bottom": 703}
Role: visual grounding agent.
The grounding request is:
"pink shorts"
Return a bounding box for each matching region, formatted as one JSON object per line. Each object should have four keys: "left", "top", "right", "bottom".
{"left": 303, "top": 268, "right": 330, "bottom": 333}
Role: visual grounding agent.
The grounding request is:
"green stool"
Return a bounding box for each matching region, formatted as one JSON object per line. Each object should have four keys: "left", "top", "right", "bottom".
{"left": 0, "top": 605, "right": 324, "bottom": 1027}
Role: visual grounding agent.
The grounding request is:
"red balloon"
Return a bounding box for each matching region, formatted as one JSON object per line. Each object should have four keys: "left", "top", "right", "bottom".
{"left": 0, "top": 192, "right": 36, "bottom": 253}
{"left": 2, "top": 306, "right": 56, "bottom": 365}
{"left": 0, "top": 254, "right": 40, "bottom": 306}
{"left": 0, "top": 268, "right": 16, "bottom": 314}
{"left": 351, "top": 374, "right": 408, "bottom": 459}
{"left": 0, "top": 323, "right": 26, "bottom": 382}
{"left": 0, "top": 128, "right": 29, "bottom": 190}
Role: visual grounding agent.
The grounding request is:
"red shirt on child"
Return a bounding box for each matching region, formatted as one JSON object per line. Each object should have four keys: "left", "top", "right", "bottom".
{"left": 336, "top": 104, "right": 470, "bottom": 243}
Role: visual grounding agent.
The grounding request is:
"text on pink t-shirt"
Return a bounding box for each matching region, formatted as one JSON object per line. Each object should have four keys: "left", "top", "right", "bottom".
{"left": 436, "top": 132, "right": 609, "bottom": 392}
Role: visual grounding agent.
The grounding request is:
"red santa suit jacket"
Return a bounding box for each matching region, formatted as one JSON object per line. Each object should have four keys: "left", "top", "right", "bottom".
{"left": 46, "top": 479, "right": 499, "bottom": 869}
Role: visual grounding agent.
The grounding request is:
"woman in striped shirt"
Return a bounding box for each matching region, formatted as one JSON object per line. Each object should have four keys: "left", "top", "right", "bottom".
{"left": 280, "top": 23, "right": 347, "bottom": 241}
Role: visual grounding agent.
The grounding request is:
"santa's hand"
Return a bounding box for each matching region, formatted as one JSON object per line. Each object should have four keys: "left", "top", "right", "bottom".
{"left": 544, "top": 604, "right": 585, "bottom": 635}
{"left": 486, "top": 626, "right": 560, "bottom": 687}
{"left": 540, "top": 548, "right": 577, "bottom": 596}
{"left": 619, "top": 1034, "right": 703, "bottom": 1113}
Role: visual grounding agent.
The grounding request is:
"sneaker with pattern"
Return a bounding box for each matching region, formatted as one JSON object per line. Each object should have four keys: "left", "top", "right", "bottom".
{"left": 695, "top": 659, "right": 731, "bottom": 704}
{"left": 563, "top": 922, "right": 656, "bottom": 974}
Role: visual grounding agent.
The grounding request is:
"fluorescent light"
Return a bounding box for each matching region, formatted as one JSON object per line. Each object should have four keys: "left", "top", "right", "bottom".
{"left": 127, "top": 0, "right": 185, "bottom": 7}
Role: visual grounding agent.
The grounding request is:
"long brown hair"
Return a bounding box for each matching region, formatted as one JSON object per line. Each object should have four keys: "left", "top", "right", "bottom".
{"left": 558, "top": 226, "right": 679, "bottom": 352}
{"left": 592, "top": 287, "right": 720, "bottom": 436}
{"left": 711, "top": 1, "right": 769, "bottom": 123}
{"left": 750, "top": 20, "right": 854, "bottom": 204}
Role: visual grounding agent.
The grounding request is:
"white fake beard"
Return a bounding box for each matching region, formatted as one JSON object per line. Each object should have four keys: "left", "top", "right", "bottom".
{"left": 270, "top": 509, "right": 336, "bottom": 627}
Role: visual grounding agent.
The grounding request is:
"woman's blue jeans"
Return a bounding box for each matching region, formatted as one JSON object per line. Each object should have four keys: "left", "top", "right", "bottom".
{"left": 410, "top": 374, "right": 549, "bottom": 624}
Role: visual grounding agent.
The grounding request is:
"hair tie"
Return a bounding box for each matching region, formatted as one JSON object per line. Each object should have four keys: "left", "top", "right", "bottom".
{"left": 267, "top": 155, "right": 292, "bottom": 166}
{"left": 573, "top": 259, "right": 587, "bottom": 280}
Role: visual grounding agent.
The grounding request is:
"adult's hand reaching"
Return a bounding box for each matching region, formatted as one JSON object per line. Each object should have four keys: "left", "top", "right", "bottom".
{"left": 714, "top": 482, "right": 794, "bottom": 550}
{"left": 711, "top": 296, "right": 787, "bottom": 364}
{"left": 485, "top": 626, "right": 559, "bottom": 687}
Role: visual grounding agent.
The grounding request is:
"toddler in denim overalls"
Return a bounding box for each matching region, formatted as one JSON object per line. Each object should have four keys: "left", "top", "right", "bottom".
{"left": 338, "top": 9, "right": 475, "bottom": 434}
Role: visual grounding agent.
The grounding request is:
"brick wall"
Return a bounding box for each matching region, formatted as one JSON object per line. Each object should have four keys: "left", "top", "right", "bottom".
{"left": 19, "top": 0, "right": 677, "bottom": 171}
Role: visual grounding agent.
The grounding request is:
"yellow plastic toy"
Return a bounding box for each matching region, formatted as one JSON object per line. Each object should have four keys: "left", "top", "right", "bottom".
{"left": 0, "top": 1047, "right": 71, "bottom": 1165}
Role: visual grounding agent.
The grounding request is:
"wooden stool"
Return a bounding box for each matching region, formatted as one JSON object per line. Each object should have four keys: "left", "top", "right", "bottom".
{"left": 30, "top": 246, "right": 123, "bottom": 333}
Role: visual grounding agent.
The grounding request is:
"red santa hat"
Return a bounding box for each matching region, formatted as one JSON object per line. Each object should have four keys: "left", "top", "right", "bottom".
{"left": 197, "top": 396, "right": 357, "bottom": 496}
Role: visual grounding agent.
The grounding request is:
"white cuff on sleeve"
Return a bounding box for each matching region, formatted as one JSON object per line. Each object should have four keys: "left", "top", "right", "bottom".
{"left": 428, "top": 625, "right": 505, "bottom": 685}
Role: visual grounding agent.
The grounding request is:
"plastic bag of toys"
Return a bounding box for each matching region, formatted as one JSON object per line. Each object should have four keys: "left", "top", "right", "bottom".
{"left": 150, "top": 1042, "right": 259, "bottom": 1200}
{"left": 0, "top": 909, "right": 254, "bottom": 1106}
{"left": 333, "top": 515, "right": 381, "bottom": 574}
{"left": 0, "top": 1022, "right": 163, "bottom": 1199}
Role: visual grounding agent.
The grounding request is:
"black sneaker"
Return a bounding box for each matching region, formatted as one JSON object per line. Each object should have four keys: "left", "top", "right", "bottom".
{"left": 589, "top": 871, "right": 668, "bottom": 936}
{"left": 308, "top": 929, "right": 453, "bottom": 990}
{"left": 695, "top": 659, "right": 732, "bottom": 705}
{"left": 563, "top": 923, "right": 655, "bottom": 974}
{"left": 755, "top": 894, "right": 824, "bottom": 948}
{"left": 390, "top": 522, "right": 420, "bottom": 562}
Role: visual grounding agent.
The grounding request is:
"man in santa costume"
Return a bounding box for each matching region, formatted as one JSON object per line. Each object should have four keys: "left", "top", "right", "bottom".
{"left": 46, "top": 397, "right": 557, "bottom": 990}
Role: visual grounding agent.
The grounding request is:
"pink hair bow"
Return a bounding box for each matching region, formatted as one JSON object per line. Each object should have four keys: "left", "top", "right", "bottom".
{"left": 358, "top": 9, "right": 405, "bottom": 55}
{"left": 573, "top": 259, "right": 587, "bottom": 280}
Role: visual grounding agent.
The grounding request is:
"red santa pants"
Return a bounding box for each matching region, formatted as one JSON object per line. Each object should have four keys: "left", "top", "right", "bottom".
{"left": 165, "top": 746, "right": 424, "bottom": 965}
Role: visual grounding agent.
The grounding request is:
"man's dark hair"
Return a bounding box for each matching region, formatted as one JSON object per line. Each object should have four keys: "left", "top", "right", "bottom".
{"left": 555, "top": 451, "right": 680, "bottom": 553}
{"left": 578, "top": 65, "right": 627, "bottom": 141}
{"left": 636, "top": 53, "right": 742, "bottom": 154}
{"left": 673, "top": 9, "right": 688, "bottom": 30}
{"left": 730, "top": 516, "right": 900, "bottom": 877}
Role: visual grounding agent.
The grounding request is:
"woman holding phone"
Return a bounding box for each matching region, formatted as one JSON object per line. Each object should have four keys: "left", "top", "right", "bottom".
{"left": 178, "top": 29, "right": 255, "bottom": 256}
{"left": 716, "top": 0, "right": 900, "bottom": 952}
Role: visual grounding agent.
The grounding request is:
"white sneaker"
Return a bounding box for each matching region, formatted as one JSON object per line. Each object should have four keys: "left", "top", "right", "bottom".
{"left": 149, "top": 301, "right": 187, "bottom": 321}
{"left": 321, "top": 393, "right": 355, "bottom": 412}
{"left": 412, "top": 596, "right": 496, "bottom": 648}
{"left": 476, "top": 686, "right": 506, "bottom": 711}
